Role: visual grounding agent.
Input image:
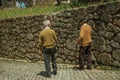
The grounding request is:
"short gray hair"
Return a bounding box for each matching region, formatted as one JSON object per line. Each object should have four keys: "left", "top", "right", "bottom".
{"left": 43, "top": 20, "right": 51, "bottom": 27}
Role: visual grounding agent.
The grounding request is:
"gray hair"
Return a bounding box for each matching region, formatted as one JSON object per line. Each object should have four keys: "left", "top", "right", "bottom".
{"left": 43, "top": 20, "right": 51, "bottom": 27}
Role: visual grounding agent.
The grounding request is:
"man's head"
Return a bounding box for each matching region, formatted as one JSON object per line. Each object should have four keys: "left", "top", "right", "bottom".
{"left": 43, "top": 20, "right": 51, "bottom": 27}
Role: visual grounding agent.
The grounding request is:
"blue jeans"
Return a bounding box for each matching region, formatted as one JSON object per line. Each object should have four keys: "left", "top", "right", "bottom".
{"left": 43, "top": 47, "right": 57, "bottom": 75}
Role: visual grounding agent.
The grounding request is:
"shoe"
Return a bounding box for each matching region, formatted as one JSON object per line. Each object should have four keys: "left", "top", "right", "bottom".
{"left": 46, "top": 74, "right": 51, "bottom": 78}
{"left": 86, "top": 67, "right": 92, "bottom": 70}
{"left": 45, "top": 73, "right": 51, "bottom": 78}
{"left": 77, "top": 67, "right": 85, "bottom": 70}
{"left": 53, "top": 70, "right": 57, "bottom": 75}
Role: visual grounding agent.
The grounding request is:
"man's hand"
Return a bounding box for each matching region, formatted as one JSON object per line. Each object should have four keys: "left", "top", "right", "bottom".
{"left": 39, "top": 46, "right": 43, "bottom": 54}
{"left": 38, "top": 49, "right": 42, "bottom": 54}
{"left": 74, "top": 38, "right": 80, "bottom": 44}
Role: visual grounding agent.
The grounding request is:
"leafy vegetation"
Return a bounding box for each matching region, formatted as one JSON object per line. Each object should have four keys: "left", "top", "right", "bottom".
{"left": 70, "top": 0, "right": 116, "bottom": 7}
{"left": 0, "top": 0, "right": 117, "bottom": 19}
{"left": 0, "top": 4, "right": 71, "bottom": 19}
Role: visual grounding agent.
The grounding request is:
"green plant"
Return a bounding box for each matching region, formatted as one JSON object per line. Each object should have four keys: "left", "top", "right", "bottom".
{"left": 0, "top": 4, "right": 71, "bottom": 20}
{"left": 70, "top": 0, "right": 116, "bottom": 7}
{"left": 70, "top": 0, "right": 81, "bottom": 7}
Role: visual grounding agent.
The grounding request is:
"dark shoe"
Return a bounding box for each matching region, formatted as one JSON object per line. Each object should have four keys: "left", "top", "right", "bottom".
{"left": 86, "top": 67, "right": 92, "bottom": 70}
{"left": 45, "top": 72, "right": 51, "bottom": 78}
{"left": 46, "top": 74, "right": 51, "bottom": 78}
{"left": 53, "top": 70, "right": 57, "bottom": 75}
{"left": 79, "top": 67, "right": 85, "bottom": 70}
{"left": 77, "top": 67, "right": 85, "bottom": 70}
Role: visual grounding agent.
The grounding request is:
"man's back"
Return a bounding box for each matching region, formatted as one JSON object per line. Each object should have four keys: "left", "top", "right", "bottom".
{"left": 39, "top": 28, "right": 57, "bottom": 48}
{"left": 80, "top": 23, "right": 92, "bottom": 46}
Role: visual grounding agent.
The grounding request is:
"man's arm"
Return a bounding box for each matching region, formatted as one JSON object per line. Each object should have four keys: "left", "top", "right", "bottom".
{"left": 38, "top": 33, "right": 43, "bottom": 52}
{"left": 53, "top": 30, "right": 57, "bottom": 44}
{"left": 77, "top": 30, "right": 84, "bottom": 44}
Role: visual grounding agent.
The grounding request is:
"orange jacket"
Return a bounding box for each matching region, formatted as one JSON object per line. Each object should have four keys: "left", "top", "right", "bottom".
{"left": 77, "top": 23, "right": 92, "bottom": 46}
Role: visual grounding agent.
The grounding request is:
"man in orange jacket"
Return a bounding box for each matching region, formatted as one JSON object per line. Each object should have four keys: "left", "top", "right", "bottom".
{"left": 77, "top": 19, "right": 92, "bottom": 70}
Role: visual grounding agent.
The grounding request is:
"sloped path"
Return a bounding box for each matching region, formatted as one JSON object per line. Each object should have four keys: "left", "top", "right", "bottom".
{"left": 0, "top": 59, "right": 119, "bottom": 80}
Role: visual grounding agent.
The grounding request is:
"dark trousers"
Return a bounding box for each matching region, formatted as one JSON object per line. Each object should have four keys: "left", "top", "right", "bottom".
{"left": 79, "top": 44, "right": 92, "bottom": 68}
{"left": 43, "top": 47, "right": 57, "bottom": 75}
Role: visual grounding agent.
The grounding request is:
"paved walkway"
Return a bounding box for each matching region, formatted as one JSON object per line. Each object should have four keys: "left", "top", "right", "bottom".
{"left": 0, "top": 59, "right": 120, "bottom": 80}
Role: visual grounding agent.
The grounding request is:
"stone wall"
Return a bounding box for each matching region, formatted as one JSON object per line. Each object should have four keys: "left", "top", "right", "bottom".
{"left": 0, "top": 1, "right": 120, "bottom": 67}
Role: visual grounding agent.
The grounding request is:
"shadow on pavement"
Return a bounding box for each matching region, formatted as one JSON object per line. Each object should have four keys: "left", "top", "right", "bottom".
{"left": 37, "top": 71, "right": 47, "bottom": 77}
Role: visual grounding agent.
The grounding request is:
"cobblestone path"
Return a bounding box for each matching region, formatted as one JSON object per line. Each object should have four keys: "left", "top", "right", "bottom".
{"left": 0, "top": 59, "right": 120, "bottom": 80}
